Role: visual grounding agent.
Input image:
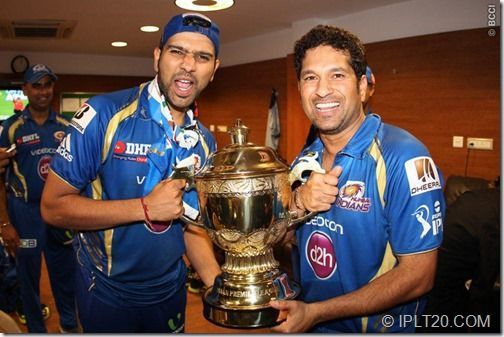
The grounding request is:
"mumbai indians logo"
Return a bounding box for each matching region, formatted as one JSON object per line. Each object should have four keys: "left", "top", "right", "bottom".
{"left": 335, "top": 181, "right": 371, "bottom": 212}
{"left": 53, "top": 131, "right": 66, "bottom": 143}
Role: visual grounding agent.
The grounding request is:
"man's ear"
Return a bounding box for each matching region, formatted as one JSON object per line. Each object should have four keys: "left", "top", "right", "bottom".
{"left": 209, "top": 59, "right": 221, "bottom": 82}
{"left": 153, "top": 47, "right": 161, "bottom": 73}
{"left": 359, "top": 75, "right": 368, "bottom": 102}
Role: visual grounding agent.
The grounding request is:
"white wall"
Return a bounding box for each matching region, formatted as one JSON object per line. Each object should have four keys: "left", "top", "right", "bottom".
{"left": 0, "top": 0, "right": 495, "bottom": 76}
{"left": 221, "top": 0, "right": 494, "bottom": 67}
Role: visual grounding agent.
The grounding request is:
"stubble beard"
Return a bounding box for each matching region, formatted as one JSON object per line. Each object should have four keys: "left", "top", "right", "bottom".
{"left": 157, "top": 72, "right": 198, "bottom": 113}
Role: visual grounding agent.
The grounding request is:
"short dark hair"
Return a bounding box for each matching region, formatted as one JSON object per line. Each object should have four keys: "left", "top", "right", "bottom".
{"left": 294, "top": 25, "right": 367, "bottom": 81}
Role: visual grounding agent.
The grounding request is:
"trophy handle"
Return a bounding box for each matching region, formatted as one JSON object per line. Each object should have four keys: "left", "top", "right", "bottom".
{"left": 171, "top": 166, "right": 196, "bottom": 190}
{"left": 287, "top": 210, "right": 316, "bottom": 229}
{"left": 172, "top": 166, "right": 206, "bottom": 228}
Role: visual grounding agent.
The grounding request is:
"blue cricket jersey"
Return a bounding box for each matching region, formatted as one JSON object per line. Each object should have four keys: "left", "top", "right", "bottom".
{"left": 291, "top": 114, "right": 445, "bottom": 332}
{"left": 0, "top": 108, "right": 70, "bottom": 203}
{"left": 50, "top": 78, "right": 216, "bottom": 308}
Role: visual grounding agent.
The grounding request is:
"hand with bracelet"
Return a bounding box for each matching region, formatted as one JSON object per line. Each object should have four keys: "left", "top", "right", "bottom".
{"left": 0, "top": 222, "right": 20, "bottom": 257}
{"left": 139, "top": 178, "right": 187, "bottom": 228}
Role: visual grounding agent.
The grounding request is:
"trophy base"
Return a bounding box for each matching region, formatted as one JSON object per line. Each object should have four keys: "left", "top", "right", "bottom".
{"left": 202, "top": 278, "right": 301, "bottom": 329}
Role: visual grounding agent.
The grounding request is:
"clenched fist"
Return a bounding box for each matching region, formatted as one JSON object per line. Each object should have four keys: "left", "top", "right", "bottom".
{"left": 297, "top": 166, "right": 343, "bottom": 212}
{"left": 142, "top": 179, "right": 187, "bottom": 221}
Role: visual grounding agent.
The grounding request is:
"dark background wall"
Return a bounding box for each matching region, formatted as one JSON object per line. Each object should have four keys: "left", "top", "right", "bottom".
{"left": 1, "top": 28, "right": 499, "bottom": 181}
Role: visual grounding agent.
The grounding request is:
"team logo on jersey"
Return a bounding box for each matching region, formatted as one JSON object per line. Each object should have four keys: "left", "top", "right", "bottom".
{"left": 71, "top": 104, "right": 96, "bottom": 134}
{"left": 113, "top": 140, "right": 150, "bottom": 163}
{"left": 335, "top": 181, "right": 371, "bottom": 212}
{"left": 57, "top": 134, "right": 73, "bottom": 162}
{"left": 412, "top": 200, "right": 443, "bottom": 239}
{"left": 305, "top": 231, "right": 337, "bottom": 280}
{"left": 37, "top": 155, "right": 52, "bottom": 181}
{"left": 175, "top": 129, "right": 200, "bottom": 149}
{"left": 405, "top": 157, "right": 442, "bottom": 196}
{"left": 16, "top": 133, "right": 40, "bottom": 146}
{"left": 53, "top": 131, "right": 66, "bottom": 143}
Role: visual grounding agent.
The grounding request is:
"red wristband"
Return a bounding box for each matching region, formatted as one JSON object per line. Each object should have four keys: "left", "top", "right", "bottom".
{"left": 140, "top": 197, "right": 153, "bottom": 229}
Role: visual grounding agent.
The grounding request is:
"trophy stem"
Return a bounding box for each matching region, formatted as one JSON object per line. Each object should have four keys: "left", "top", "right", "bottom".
{"left": 202, "top": 247, "right": 300, "bottom": 328}
{"left": 222, "top": 248, "right": 279, "bottom": 275}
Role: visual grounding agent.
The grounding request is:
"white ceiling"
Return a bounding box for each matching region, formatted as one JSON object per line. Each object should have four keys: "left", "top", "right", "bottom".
{"left": 1, "top": 0, "right": 411, "bottom": 58}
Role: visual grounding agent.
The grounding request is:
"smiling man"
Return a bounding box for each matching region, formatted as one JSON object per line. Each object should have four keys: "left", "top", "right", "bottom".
{"left": 271, "top": 25, "right": 446, "bottom": 333}
{"left": 0, "top": 64, "right": 78, "bottom": 333}
{"left": 40, "top": 13, "right": 221, "bottom": 333}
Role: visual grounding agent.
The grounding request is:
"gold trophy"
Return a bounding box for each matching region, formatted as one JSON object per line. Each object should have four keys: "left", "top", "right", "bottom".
{"left": 179, "top": 119, "right": 312, "bottom": 328}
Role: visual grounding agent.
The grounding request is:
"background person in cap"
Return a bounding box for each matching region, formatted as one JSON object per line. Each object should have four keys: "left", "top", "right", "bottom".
{"left": 41, "top": 12, "right": 221, "bottom": 333}
{"left": 0, "top": 64, "right": 79, "bottom": 332}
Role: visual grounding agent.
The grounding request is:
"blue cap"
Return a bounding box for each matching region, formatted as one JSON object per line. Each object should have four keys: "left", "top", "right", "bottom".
{"left": 160, "top": 13, "right": 220, "bottom": 57}
{"left": 365, "top": 66, "right": 374, "bottom": 85}
{"left": 24, "top": 64, "right": 58, "bottom": 83}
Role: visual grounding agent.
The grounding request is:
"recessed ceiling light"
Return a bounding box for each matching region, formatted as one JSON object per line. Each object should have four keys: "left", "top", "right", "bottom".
{"left": 111, "top": 41, "right": 128, "bottom": 47}
{"left": 140, "top": 25, "right": 160, "bottom": 33}
{"left": 174, "top": 0, "right": 234, "bottom": 12}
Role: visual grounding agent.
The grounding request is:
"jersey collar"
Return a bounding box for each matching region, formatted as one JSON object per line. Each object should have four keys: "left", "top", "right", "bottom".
{"left": 304, "top": 114, "right": 382, "bottom": 160}
{"left": 22, "top": 107, "right": 57, "bottom": 122}
{"left": 339, "top": 113, "right": 381, "bottom": 159}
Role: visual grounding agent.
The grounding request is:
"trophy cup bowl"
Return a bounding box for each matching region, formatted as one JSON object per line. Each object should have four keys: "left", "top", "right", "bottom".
{"left": 180, "top": 119, "right": 311, "bottom": 328}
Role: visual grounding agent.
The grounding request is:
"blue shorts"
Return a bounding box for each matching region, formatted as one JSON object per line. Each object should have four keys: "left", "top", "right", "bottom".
{"left": 75, "top": 264, "right": 187, "bottom": 333}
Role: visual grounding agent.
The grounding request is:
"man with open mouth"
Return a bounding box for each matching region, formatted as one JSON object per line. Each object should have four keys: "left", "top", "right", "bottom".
{"left": 41, "top": 12, "right": 221, "bottom": 333}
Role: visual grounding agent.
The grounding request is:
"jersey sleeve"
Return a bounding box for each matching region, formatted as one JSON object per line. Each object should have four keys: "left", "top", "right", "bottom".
{"left": 383, "top": 139, "right": 445, "bottom": 255}
{"left": 50, "top": 102, "right": 104, "bottom": 190}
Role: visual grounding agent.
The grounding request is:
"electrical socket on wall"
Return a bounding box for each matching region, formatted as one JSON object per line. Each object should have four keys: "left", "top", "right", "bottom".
{"left": 467, "top": 137, "right": 493, "bottom": 150}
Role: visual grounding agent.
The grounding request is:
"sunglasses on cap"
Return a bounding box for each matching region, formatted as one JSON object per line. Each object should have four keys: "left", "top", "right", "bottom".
{"left": 182, "top": 15, "right": 211, "bottom": 28}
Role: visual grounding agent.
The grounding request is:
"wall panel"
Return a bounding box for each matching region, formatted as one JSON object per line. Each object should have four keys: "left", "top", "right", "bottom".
{"left": 197, "top": 58, "right": 288, "bottom": 160}
{"left": 365, "top": 28, "right": 500, "bottom": 181}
